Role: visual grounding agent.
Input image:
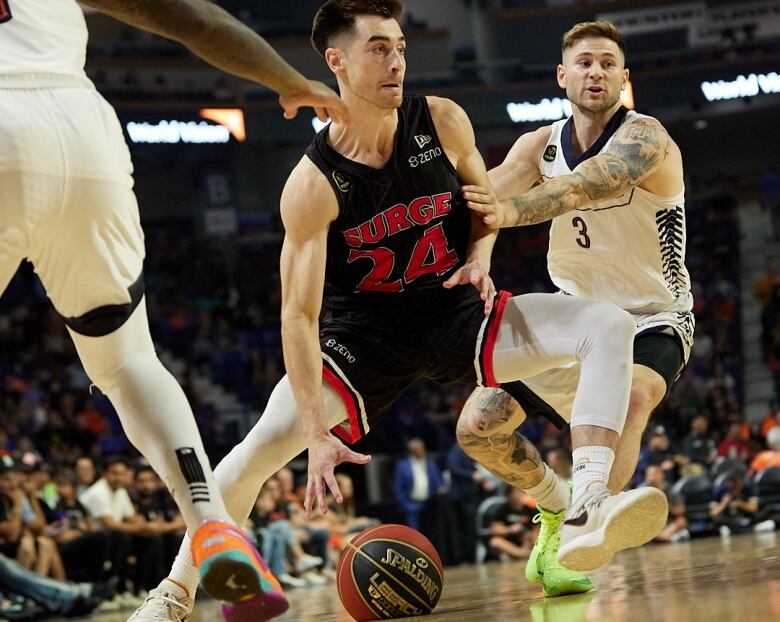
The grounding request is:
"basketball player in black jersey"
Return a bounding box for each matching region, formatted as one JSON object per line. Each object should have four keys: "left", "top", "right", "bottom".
{"left": 140, "top": 3, "right": 670, "bottom": 619}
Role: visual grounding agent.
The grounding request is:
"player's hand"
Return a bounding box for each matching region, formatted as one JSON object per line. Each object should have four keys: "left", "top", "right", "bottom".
{"left": 463, "top": 185, "right": 512, "bottom": 229}
{"left": 279, "top": 79, "right": 350, "bottom": 126}
{"left": 443, "top": 261, "right": 496, "bottom": 315}
{"left": 304, "top": 435, "right": 371, "bottom": 519}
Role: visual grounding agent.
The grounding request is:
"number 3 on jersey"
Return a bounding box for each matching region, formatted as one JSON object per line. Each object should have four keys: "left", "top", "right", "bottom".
{"left": 348, "top": 223, "right": 458, "bottom": 292}
{"left": 572, "top": 216, "right": 591, "bottom": 249}
{"left": 0, "top": 1, "right": 11, "bottom": 24}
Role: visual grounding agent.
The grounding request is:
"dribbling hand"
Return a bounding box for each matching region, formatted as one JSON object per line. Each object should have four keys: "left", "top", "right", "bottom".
{"left": 305, "top": 434, "right": 371, "bottom": 519}
{"left": 443, "top": 261, "right": 496, "bottom": 315}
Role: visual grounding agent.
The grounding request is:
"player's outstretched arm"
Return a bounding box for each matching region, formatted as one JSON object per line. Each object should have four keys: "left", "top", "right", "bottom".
{"left": 80, "top": 0, "right": 348, "bottom": 124}
{"left": 470, "top": 118, "right": 675, "bottom": 228}
{"left": 428, "top": 96, "right": 497, "bottom": 315}
{"left": 279, "top": 160, "right": 370, "bottom": 519}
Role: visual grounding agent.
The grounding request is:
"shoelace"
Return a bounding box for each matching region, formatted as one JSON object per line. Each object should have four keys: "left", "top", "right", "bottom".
{"left": 138, "top": 591, "right": 190, "bottom": 620}
{"left": 570, "top": 486, "right": 612, "bottom": 518}
{"left": 534, "top": 510, "right": 566, "bottom": 569}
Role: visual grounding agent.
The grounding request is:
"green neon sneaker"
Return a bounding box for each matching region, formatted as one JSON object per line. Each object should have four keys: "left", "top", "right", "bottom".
{"left": 525, "top": 506, "right": 594, "bottom": 598}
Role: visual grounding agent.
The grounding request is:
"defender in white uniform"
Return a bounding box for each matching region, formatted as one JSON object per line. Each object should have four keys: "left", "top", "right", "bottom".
{"left": 460, "top": 21, "right": 692, "bottom": 593}
{"left": 0, "top": 0, "right": 348, "bottom": 618}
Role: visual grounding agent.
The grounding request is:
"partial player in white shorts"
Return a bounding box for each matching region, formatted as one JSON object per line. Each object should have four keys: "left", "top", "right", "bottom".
{"left": 0, "top": 78, "right": 243, "bottom": 561}
{"left": 0, "top": 81, "right": 144, "bottom": 321}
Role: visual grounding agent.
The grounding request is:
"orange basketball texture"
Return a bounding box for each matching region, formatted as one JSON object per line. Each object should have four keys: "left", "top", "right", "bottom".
{"left": 336, "top": 524, "right": 445, "bottom": 621}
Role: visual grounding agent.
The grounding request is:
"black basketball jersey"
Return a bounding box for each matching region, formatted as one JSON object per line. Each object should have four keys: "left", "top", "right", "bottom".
{"left": 305, "top": 95, "right": 474, "bottom": 313}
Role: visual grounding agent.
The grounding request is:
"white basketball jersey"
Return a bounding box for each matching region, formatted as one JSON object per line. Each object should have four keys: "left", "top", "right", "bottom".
{"left": 0, "top": 0, "right": 88, "bottom": 80}
{"left": 541, "top": 108, "right": 694, "bottom": 349}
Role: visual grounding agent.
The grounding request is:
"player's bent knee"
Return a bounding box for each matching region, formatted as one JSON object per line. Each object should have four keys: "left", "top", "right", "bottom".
{"left": 457, "top": 387, "right": 520, "bottom": 440}
{"left": 62, "top": 272, "right": 144, "bottom": 337}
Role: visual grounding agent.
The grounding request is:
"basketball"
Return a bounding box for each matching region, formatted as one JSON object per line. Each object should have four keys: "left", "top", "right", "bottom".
{"left": 336, "top": 524, "right": 444, "bottom": 621}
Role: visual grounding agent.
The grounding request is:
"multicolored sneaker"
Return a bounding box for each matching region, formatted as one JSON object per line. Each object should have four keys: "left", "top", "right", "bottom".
{"left": 191, "top": 517, "right": 288, "bottom": 620}
{"left": 525, "top": 506, "right": 594, "bottom": 598}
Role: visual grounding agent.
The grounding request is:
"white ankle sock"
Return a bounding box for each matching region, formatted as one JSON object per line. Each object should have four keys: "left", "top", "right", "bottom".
{"left": 525, "top": 464, "right": 571, "bottom": 513}
{"left": 571, "top": 446, "right": 615, "bottom": 510}
{"left": 168, "top": 547, "right": 200, "bottom": 599}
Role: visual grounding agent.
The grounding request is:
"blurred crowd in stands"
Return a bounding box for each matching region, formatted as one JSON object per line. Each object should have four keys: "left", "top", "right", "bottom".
{"left": 3, "top": 176, "right": 780, "bottom": 619}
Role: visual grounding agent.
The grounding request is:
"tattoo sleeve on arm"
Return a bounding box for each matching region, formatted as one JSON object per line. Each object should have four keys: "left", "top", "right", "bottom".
{"left": 507, "top": 119, "right": 670, "bottom": 226}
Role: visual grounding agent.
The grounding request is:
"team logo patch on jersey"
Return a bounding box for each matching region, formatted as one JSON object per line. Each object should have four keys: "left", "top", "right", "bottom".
{"left": 333, "top": 170, "right": 351, "bottom": 193}
{"left": 414, "top": 134, "right": 432, "bottom": 148}
{"left": 543, "top": 145, "right": 558, "bottom": 162}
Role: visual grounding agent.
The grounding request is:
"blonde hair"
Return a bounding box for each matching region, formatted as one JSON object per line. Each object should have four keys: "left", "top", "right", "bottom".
{"left": 562, "top": 21, "right": 626, "bottom": 59}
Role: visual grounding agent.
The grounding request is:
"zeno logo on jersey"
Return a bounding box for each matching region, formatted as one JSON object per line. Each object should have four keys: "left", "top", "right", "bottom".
{"left": 409, "top": 147, "right": 442, "bottom": 168}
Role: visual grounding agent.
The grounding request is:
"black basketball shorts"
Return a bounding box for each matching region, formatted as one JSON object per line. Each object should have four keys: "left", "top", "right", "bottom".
{"left": 320, "top": 290, "right": 511, "bottom": 443}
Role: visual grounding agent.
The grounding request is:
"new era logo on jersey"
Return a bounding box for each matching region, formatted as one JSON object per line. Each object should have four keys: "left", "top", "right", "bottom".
{"left": 414, "top": 134, "right": 432, "bottom": 148}
{"left": 333, "top": 170, "right": 351, "bottom": 193}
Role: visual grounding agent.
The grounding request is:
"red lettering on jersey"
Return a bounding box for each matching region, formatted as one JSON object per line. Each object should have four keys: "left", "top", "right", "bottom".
{"left": 358, "top": 213, "right": 386, "bottom": 245}
{"left": 404, "top": 222, "right": 457, "bottom": 282}
{"left": 432, "top": 193, "right": 452, "bottom": 217}
{"left": 342, "top": 227, "right": 362, "bottom": 248}
{"left": 408, "top": 196, "right": 434, "bottom": 225}
{"left": 384, "top": 204, "right": 414, "bottom": 236}
{"left": 348, "top": 248, "right": 403, "bottom": 292}
{"left": 342, "top": 192, "right": 454, "bottom": 250}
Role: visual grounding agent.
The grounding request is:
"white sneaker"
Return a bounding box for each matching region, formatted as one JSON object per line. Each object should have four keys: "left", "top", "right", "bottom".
{"left": 95, "top": 596, "right": 122, "bottom": 613}
{"left": 557, "top": 485, "right": 668, "bottom": 571}
{"left": 128, "top": 581, "right": 194, "bottom": 621}
{"left": 278, "top": 573, "right": 307, "bottom": 588}
{"left": 719, "top": 525, "right": 731, "bottom": 538}
{"left": 753, "top": 519, "right": 776, "bottom": 533}
{"left": 118, "top": 592, "right": 147, "bottom": 610}
{"left": 670, "top": 528, "right": 691, "bottom": 543}
{"left": 302, "top": 570, "right": 328, "bottom": 586}
{"left": 295, "top": 553, "right": 323, "bottom": 573}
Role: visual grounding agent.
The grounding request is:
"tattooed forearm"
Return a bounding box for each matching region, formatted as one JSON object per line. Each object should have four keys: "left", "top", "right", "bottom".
{"left": 508, "top": 176, "right": 584, "bottom": 226}
{"left": 505, "top": 119, "right": 669, "bottom": 226}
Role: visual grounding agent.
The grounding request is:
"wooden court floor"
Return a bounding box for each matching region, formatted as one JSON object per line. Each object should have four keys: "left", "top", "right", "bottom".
{"left": 57, "top": 532, "right": 780, "bottom": 622}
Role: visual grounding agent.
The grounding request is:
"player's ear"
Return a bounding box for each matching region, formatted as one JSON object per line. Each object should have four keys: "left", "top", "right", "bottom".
{"left": 621, "top": 67, "right": 630, "bottom": 90}
{"left": 325, "top": 47, "right": 345, "bottom": 77}
{"left": 556, "top": 64, "right": 566, "bottom": 89}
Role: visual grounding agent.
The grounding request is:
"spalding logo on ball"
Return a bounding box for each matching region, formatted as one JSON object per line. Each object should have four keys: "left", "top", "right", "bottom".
{"left": 336, "top": 524, "right": 444, "bottom": 620}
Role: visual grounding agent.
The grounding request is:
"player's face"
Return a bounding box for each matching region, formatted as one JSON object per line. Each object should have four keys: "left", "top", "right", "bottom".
{"left": 341, "top": 15, "right": 406, "bottom": 109}
{"left": 558, "top": 37, "right": 628, "bottom": 113}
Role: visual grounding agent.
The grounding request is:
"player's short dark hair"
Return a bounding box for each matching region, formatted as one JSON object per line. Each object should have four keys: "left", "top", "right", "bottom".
{"left": 562, "top": 21, "right": 626, "bottom": 60}
{"left": 311, "top": 0, "right": 403, "bottom": 56}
